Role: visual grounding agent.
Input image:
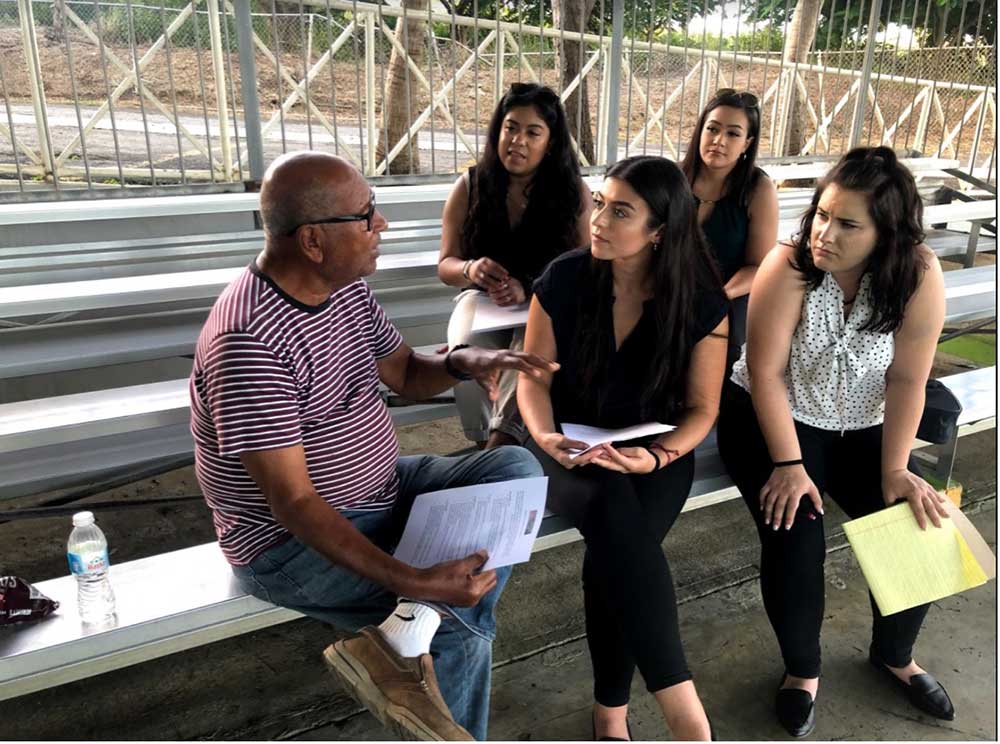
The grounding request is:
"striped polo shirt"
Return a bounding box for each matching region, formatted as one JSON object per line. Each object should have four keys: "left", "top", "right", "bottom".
{"left": 189, "top": 264, "right": 403, "bottom": 566}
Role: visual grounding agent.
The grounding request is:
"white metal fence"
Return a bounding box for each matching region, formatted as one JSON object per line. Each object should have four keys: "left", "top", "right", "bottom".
{"left": 0, "top": 0, "right": 995, "bottom": 196}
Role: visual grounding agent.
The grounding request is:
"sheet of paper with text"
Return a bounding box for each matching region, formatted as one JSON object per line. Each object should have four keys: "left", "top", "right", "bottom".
{"left": 393, "top": 477, "right": 548, "bottom": 571}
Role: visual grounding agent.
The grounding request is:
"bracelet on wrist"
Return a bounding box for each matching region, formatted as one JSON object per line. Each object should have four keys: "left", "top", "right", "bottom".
{"left": 773, "top": 458, "right": 804, "bottom": 468}
{"left": 444, "top": 344, "right": 472, "bottom": 381}
{"left": 461, "top": 259, "right": 472, "bottom": 281}
{"left": 649, "top": 441, "right": 678, "bottom": 465}
{"left": 643, "top": 446, "right": 662, "bottom": 472}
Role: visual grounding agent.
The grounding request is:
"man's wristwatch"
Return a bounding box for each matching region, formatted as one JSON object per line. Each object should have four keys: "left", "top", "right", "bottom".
{"left": 445, "top": 344, "right": 472, "bottom": 380}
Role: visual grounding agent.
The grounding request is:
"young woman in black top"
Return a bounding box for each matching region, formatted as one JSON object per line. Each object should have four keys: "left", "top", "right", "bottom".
{"left": 438, "top": 83, "right": 591, "bottom": 449}
{"left": 518, "top": 156, "right": 729, "bottom": 741}
{"left": 682, "top": 90, "right": 778, "bottom": 357}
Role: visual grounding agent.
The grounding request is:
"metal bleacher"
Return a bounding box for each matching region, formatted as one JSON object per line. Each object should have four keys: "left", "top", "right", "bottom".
{"left": 0, "top": 155, "right": 995, "bottom": 706}
{"left": 0, "top": 157, "right": 995, "bottom": 500}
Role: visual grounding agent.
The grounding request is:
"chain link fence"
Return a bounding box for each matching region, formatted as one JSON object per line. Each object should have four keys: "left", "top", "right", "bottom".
{"left": 0, "top": 0, "right": 994, "bottom": 194}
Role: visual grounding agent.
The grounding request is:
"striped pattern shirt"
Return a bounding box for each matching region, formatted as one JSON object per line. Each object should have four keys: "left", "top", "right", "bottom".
{"left": 190, "top": 264, "right": 403, "bottom": 565}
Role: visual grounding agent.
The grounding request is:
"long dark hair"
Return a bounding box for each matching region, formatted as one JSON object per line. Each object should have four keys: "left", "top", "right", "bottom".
{"left": 791, "top": 146, "right": 927, "bottom": 334}
{"left": 680, "top": 90, "right": 762, "bottom": 209}
{"left": 461, "top": 83, "right": 582, "bottom": 257}
{"left": 575, "top": 156, "right": 725, "bottom": 420}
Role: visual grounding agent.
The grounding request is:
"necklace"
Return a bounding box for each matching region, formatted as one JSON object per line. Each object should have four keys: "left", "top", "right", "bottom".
{"left": 506, "top": 189, "right": 528, "bottom": 210}
{"left": 693, "top": 194, "right": 719, "bottom": 206}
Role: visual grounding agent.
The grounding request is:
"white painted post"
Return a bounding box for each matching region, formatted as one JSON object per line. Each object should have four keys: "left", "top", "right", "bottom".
{"left": 233, "top": 0, "right": 264, "bottom": 181}
{"left": 966, "top": 90, "right": 990, "bottom": 175}
{"left": 775, "top": 68, "right": 792, "bottom": 155}
{"left": 364, "top": 11, "right": 377, "bottom": 175}
{"left": 495, "top": 29, "right": 505, "bottom": 105}
{"left": 17, "top": 0, "right": 56, "bottom": 183}
{"left": 913, "top": 88, "right": 933, "bottom": 153}
{"left": 849, "top": 0, "right": 884, "bottom": 148}
{"left": 206, "top": 0, "right": 233, "bottom": 179}
{"left": 604, "top": 0, "right": 625, "bottom": 166}
{"left": 596, "top": 40, "right": 610, "bottom": 165}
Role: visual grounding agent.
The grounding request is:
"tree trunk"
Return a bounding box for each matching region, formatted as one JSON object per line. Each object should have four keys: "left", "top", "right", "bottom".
{"left": 47, "top": 0, "right": 66, "bottom": 42}
{"left": 778, "top": 0, "right": 822, "bottom": 155}
{"left": 933, "top": 4, "right": 949, "bottom": 47}
{"left": 377, "top": 0, "right": 428, "bottom": 174}
{"left": 553, "top": 0, "right": 597, "bottom": 164}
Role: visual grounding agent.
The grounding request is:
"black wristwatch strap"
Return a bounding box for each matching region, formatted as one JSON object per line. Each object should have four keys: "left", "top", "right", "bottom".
{"left": 643, "top": 446, "right": 662, "bottom": 472}
{"left": 445, "top": 344, "right": 472, "bottom": 381}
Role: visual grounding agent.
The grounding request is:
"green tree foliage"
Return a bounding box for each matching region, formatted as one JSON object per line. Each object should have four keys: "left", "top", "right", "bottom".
{"left": 740, "top": 0, "right": 994, "bottom": 50}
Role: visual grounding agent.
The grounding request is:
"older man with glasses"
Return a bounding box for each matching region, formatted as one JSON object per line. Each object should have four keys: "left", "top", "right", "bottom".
{"left": 188, "top": 151, "right": 555, "bottom": 741}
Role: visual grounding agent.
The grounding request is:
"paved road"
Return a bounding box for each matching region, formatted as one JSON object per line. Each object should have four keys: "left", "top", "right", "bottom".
{"left": 1, "top": 101, "right": 488, "bottom": 185}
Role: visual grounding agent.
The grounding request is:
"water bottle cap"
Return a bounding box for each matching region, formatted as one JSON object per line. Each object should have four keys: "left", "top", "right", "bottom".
{"left": 72, "top": 511, "right": 95, "bottom": 527}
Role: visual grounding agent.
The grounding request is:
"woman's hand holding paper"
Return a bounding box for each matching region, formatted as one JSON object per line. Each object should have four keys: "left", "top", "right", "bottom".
{"left": 882, "top": 468, "right": 949, "bottom": 530}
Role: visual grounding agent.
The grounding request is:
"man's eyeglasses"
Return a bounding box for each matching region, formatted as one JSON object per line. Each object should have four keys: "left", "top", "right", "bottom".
{"left": 714, "top": 88, "right": 760, "bottom": 109}
{"left": 285, "top": 193, "right": 377, "bottom": 237}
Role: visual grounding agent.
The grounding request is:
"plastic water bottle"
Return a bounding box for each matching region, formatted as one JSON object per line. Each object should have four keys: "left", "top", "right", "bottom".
{"left": 66, "top": 511, "right": 116, "bottom": 623}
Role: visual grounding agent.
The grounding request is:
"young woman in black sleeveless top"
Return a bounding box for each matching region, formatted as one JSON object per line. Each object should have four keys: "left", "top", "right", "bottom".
{"left": 438, "top": 83, "right": 591, "bottom": 449}
{"left": 681, "top": 90, "right": 778, "bottom": 358}
{"left": 519, "top": 156, "right": 729, "bottom": 740}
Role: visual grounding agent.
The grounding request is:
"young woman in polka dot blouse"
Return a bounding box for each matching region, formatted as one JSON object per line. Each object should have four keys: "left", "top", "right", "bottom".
{"left": 717, "top": 147, "right": 954, "bottom": 736}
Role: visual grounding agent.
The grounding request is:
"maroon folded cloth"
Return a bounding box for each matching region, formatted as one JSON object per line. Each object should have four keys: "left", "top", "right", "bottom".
{"left": 0, "top": 576, "right": 60, "bottom": 626}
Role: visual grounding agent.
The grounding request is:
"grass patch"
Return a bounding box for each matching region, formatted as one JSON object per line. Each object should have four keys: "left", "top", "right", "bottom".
{"left": 923, "top": 472, "right": 947, "bottom": 491}
{"left": 938, "top": 333, "right": 996, "bottom": 365}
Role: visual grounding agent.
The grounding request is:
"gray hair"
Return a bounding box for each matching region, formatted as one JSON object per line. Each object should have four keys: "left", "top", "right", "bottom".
{"left": 259, "top": 174, "right": 333, "bottom": 239}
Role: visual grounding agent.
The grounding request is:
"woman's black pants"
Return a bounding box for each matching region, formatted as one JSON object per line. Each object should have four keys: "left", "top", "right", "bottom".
{"left": 716, "top": 381, "right": 930, "bottom": 679}
{"left": 527, "top": 438, "right": 695, "bottom": 706}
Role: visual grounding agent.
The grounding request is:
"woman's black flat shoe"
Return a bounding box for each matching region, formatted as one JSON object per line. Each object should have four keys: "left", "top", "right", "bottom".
{"left": 775, "top": 675, "right": 816, "bottom": 737}
{"left": 868, "top": 648, "right": 955, "bottom": 720}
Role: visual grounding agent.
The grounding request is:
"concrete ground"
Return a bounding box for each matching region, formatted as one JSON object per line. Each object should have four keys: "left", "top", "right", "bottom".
{"left": 2, "top": 418, "right": 996, "bottom": 741}
{"left": 313, "top": 506, "right": 998, "bottom": 742}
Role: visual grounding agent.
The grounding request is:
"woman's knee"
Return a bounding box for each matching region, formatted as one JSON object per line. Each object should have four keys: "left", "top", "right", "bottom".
{"left": 578, "top": 475, "right": 649, "bottom": 537}
{"left": 483, "top": 444, "right": 543, "bottom": 479}
{"left": 761, "top": 516, "right": 827, "bottom": 571}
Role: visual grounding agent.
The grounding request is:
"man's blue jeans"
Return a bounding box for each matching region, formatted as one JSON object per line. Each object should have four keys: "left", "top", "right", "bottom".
{"left": 232, "top": 446, "right": 542, "bottom": 740}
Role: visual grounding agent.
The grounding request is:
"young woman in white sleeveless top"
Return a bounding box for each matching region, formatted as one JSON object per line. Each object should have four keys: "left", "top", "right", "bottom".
{"left": 717, "top": 147, "right": 954, "bottom": 736}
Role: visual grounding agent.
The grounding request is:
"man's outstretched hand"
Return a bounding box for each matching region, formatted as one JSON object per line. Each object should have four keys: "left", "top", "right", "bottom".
{"left": 450, "top": 347, "right": 559, "bottom": 400}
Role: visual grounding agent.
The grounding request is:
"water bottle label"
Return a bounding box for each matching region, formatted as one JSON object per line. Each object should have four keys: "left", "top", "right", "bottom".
{"left": 68, "top": 549, "right": 109, "bottom": 576}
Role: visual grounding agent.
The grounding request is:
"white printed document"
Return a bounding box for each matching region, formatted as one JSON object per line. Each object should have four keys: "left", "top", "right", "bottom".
{"left": 562, "top": 422, "right": 676, "bottom": 459}
{"left": 468, "top": 291, "right": 530, "bottom": 333}
{"left": 393, "top": 477, "right": 548, "bottom": 571}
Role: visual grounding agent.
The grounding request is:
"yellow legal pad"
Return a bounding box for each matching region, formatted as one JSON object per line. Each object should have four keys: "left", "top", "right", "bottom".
{"left": 843, "top": 500, "right": 996, "bottom": 616}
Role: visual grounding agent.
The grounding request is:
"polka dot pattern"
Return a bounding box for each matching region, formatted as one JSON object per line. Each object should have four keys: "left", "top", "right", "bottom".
{"left": 731, "top": 272, "right": 894, "bottom": 432}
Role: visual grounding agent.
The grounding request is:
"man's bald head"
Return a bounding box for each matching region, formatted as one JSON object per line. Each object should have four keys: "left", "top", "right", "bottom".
{"left": 259, "top": 151, "right": 364, "bottom": 241}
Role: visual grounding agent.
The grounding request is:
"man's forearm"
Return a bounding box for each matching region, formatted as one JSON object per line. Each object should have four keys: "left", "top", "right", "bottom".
{"left": 393, "top": 351, "right": 462, "bottom": 401}
{"left": 272, "top": 491, "right": 420, "bottom": 596}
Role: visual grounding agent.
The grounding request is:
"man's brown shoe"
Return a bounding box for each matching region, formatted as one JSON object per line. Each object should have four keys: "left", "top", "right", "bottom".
{"left": 323, "top": 626, "right": 474, "bottom": 741}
